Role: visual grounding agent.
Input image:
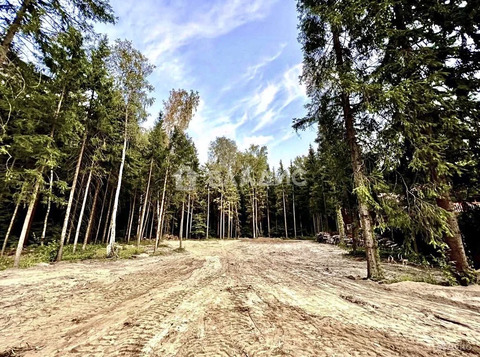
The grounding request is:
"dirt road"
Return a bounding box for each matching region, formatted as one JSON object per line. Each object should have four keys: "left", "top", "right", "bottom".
{"left": 1, "top": 239, "right": 479, "bottom": 356}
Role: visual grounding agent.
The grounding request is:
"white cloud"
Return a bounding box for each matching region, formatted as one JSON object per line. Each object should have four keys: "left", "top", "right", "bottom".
{"left": 188, "top": 100, "right": 247, "bottom": 163}
{"left": 254, "top": 84, "right": 280, "bottom": 116}
{"left": 249, "top": 63, "right": 307, "bottom": 133}
{"left": 220, "top": 43, "right": 287, "bottom": 93}
{"left": 140, "top": 0, "right": 279, "bottom": 62}
{"left": 238, "top": 135, "right": 275, "bottom": 151}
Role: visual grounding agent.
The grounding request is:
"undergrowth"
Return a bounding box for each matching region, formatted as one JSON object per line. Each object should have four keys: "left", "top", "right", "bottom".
{"left": 0, "top": 242, "right": 147, "bottom": 271}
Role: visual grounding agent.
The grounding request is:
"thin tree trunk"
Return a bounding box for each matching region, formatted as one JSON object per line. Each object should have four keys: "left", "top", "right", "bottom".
{"left": 137, "top": 159, "right": 153, "bottom": 248}
{"left": 154, "top": 197, "right": 160, "bottom": 252}
{"left": 148, "top": 203, "right": 155, "bottom": 239}
{"left": 206, "top": 185, "right": 210, "bottom": 239}
{"left": 83, "top": 179, "right": 100, "bottom": 250}
{"left": 95, "top": 177, "right": 109, "bottom": 244}
{"left": 336, "top": 205, "right": 346, "bottom": 245}
{"left": 1, "top": 200, "right": 20, "bottom": 256}
{"left": 125, "top": 192, "right": 136, "bottom": 243}
{"left": 255, "top": 189, "right": 260, "bottom": 237}
{"left": 189, "top": 198, "right": 194, "bottom": 239}
{"left": 220, "top": 191, "right": 224, "bottom": 239}
{"left": 40, "top": 169, "right": 54, "bottom": 246}
{"left": 136, "top": 195, "right": 143, "bottom": 241}
{"left": 66, "top": 171, "right": 86, "bottom": 245}
{"left": 102, "top": 187, "right": 114, "bottom": 244}
{"left": 267, "top": 190, "right": 271, "bottom": 238}
{"left": 179, "top": 198, "right": 185, "bottom": 249}
{"left": 155, "top": 168, "right": 169, "bottom": 250}
{"left": 332, "top": 28, "right": 383, "bottom": 280}
{"left": 57, "top": 134, "right": 87, "bottom": 261}
{"left": 14, "top": 178, "right": 41, "bottom": 267}
{"left": 0, "top": 0, "right": 32, "bottom": 64}
{"left": 107, "top": 115, "right": 128, "bottom": 257}
{"left": 160, "top": 199, "right": 167, "bottom": 238}
{"left": 283, "top": 189, "right": 288, "bottom": 239}
{"left": 227, "top": 202, "right": 231, "bottom": 239}
{"left": 141, "top": 201, "right": 151, "bottom": 240}
{"left": 185, "top": 193, "right": 191, "bottom": 239}
{"left": 73, "top": 166, "right": 93, "bottom": 253}
{"left": 292, "top": 188, "right": 297, "bottom": 239}
{"left": 251, "top": 188, "right": 255, "bottom": 239}
{"left": 235, "top": 203, "right": 240, "bottom": 238}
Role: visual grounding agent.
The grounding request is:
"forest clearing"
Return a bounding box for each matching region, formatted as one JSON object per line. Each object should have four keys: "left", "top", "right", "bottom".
{"left": 1, "top": 0, "right": 480, "bottom": 356}
{"left": 1, "top": 239, "right": 479, "bottom": 357}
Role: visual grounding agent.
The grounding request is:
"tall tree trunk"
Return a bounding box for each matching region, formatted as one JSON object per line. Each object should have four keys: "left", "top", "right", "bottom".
{"left": 1, "top": 200, "right": 20, "bottom": 256}
{"left": 0, "top": 0, "right": 32, "bottom": 65}
{"left": 206, "top": 186, "right": 210, "bottom": 239}
{"left": 185, "top": 193, "right": 191, "bottom": 239}
{"left": 227, "top": 202, "right": 231, "bottom": 239}
{"left": 332, "top": 28, "right": 383, "bottom": 280}
{"left": 40, "top": 169, "right": 54, "bottom": 246}
{"left": 137, "top": 159, "right": 153, "bottom": 248}
{"left": 73, "top": 166, "right": 93, "bottom": 253}
{"left": 155, "top": 168, "right": 169, "bottom": 250}
{"left": 148, "top": 203, "right": 155, "bottom": 240}
{"left": 283, "top": 189, "right": 288, "bottom": 239}
{"left": 235, "top": 203, "right": 240, "bottom": 238}
{"left": 125, "top": 192, "right": 136, "bottom": 243}
{"left": 267, "top": 189, "right": 271, "bottom": 238}
{"left": 189, "top": 198, "right": 194, "bottom": 239}
{"left": 83, "top": 179, "right": 100, "bottom": 250}
{"left": 179, "top": 198, "right": 185, "bottom": 249}
{"left": 95, "top": 177, "right": 109, "bottom": 244}
{"left": 154, "top": 197, "right": 160, "bottom": 252}
{"left": 437, "top": 195, "right": 473, "bottom": 280}
{"left": 141, "top": 201, "right": 151, "bottom": 239}
{"left": 254, "top": 189, "right": 260, "bottom": 237}
{"left": 336, "top": 205, "right": 346, "bottom": 245}
{"left": 220, "top": 191, "right": 224, "bottom": 239}
{"left": 292, "top": 188, "right": 297, "bottom": 239}
{"left": 14, "top": 178, "right": 41, "bottom": 267}
{"left": 67, "top": 171, "right": 86, "bottom": 244}
{"left": 107, "top": 115, "right": 128, "bottom": 257}
{"left": 102, "top": 187, "right": 114, "bottom": 244}
{"left": 251, "top": 189, "right": 255, "bottom": 239}
{"left": 57, "top": 134, "right": 87, "bottom": 261}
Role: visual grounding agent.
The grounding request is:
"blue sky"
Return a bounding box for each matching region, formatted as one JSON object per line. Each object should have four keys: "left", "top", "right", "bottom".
{"left": 97, "top": 0, "right": 316, "bottom": 165}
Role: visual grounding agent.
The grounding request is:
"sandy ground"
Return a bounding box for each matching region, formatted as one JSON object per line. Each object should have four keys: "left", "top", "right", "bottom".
{"left": 0, "top": 239, "right": 480, "bottom": 357}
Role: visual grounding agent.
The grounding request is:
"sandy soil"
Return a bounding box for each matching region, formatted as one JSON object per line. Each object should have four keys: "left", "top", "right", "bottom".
{"left": 0, "top": 239, "right": 479, "bottom": 357}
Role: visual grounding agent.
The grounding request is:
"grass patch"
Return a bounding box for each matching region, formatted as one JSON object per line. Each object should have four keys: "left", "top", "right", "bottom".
{"left": 0, "top": 242, "right": 148, "bottom": 271}
{"left": 118, "top": 245, "right": 146, "bottom": 259}
{"left": 173, "top": 247, "right": 186, "bottom": 253}
{"left": 62, "top": 244, "right": 107, "bottom": 261}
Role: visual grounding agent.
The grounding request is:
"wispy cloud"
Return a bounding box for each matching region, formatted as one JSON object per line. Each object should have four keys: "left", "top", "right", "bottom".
{"left": 140, "top": 0, "right": 279, "bottom": 62}
{"left": 220, "top": 43, "right": 287, "bottom": 93}
{"left": 239, "top": 135, "right": 275, "bottom": 151}
{"left": 248, "top": 63, "right": 306, "bottom": 133}
{"left": 97, "top": 0, "right": 313, "bottom": 166}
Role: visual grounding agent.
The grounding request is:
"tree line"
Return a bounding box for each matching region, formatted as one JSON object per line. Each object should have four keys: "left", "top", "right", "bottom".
{"left": 1, "top": 0, "right": 479, "bottom": 285}
{"left": 295, "top": 0, "right": 480, "bottom": 284}
{"left": 0, "top": 0, "right": 316, "bottom": 270}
